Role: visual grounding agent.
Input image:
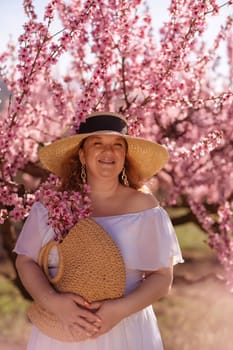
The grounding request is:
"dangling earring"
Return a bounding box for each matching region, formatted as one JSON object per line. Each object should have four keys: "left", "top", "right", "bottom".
{"left": 121, "top": 167, "right": 129, "bottom": 186}
{"left": 81, "top": 164, "right": 87, "bottom": 184}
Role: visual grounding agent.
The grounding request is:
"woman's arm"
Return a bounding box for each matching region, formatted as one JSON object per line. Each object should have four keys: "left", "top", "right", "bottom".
{"left": 16, "top": 254, "right": 102, "bottom": 336}
{"left": 120, "top": 266, "right": 173, "bottom": 316}
{"left": 94, "top": 265, "right": 173, "bottom": 337}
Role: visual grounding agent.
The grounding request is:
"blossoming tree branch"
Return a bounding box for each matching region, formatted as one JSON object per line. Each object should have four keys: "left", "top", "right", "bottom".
{"left": 0, "top": 0, "right": 233, "bottom": 289}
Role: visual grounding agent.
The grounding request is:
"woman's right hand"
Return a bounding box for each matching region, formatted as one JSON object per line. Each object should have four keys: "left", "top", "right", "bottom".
{"left": 15, "top": 255, "right": 102, "bottom": 337}
{"left": 46, "top": 292, "right": 102, "bottom": 337}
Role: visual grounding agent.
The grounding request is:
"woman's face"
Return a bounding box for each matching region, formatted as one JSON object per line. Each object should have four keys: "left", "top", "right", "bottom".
{"left": 79, "top": 134, "right": 127, "bottom": 182}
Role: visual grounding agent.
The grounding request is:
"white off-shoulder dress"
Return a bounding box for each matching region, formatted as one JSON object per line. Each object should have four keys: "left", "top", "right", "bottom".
{"left": 14, "top": 202, "right": 183, "bottom": 350}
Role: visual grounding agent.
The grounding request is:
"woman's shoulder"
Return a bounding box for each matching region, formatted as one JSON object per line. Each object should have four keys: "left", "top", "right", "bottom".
{"left": 122, "top": 185, "right": 159, "bottom": 212}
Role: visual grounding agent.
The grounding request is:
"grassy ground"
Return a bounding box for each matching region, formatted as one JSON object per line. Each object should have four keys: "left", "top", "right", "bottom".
{"left": 0, "top": 275, "right": 31, "bottom": 348}
{"left": 0, "top": 216, "right": 232, "bottom": 349}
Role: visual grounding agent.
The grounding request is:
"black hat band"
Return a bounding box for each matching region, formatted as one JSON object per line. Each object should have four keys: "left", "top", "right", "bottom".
{"left": 78, "top": 115, "right": 128, "bottom": 135}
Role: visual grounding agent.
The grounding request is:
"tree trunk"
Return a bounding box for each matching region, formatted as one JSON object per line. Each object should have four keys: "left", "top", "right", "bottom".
{"left": 0, "top": 219, "right": 32, "bottom": 300}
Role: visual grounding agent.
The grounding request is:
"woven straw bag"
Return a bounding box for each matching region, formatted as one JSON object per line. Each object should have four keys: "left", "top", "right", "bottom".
{"left": 28, "top": 218, "right": 126, "bottom": 342}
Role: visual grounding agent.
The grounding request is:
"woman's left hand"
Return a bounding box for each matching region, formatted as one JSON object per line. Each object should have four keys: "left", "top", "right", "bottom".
{"left": 92, "top": 298, "right": 125, "bottom": 337}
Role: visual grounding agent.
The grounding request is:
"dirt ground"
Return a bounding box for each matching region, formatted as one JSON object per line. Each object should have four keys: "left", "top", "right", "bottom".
{"left": 0, "top": 251, "right": 231, "bottom": 350}
{"left": 156, "top": 252, "right": 233, "bottom": 350}
{"left": 0, "top": 339, "right": 23, "bottom": 350}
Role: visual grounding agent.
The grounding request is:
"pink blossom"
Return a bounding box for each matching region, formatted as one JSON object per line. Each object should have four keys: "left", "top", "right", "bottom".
{"left": 0, "top": 0, "right": 233, "bottom": 286}
{"left": 35, "top": 175, "right": 91, "bottom": 242}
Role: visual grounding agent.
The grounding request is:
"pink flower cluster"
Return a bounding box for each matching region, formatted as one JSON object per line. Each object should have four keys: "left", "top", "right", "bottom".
{"left": 35, "top": 175, "right": 92, "bottom": 242}
{"left": 0, "top": 182, "right": 34, "bottom": 223}
{"left": 190, "top": 199, "right": 233, "bottom": 288}
{"left": 0, "top": 0, "right": 233, "bottom": 285}
{"left": 169, "top": 129, "right": 223, "bottom": 161}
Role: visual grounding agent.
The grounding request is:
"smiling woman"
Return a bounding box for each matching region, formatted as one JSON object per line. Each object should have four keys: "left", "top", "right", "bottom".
{"left": 13, "top": 111, "right": 183, "bottom": 350}
{"left": 78, "top": 134, "right": 127, "bottom": 188}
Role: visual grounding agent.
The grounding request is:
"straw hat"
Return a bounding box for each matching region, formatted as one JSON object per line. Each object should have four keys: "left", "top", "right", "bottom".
{"left": 28, "top": 218, "right": 126, "bottom": 342}
{"left": 39, "top": 112, "right": 169, "bottom": 182}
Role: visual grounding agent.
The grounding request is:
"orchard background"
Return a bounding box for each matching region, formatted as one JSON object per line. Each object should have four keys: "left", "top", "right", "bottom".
{"left": 0, "top": 0, "right": 233, "bottom": 348}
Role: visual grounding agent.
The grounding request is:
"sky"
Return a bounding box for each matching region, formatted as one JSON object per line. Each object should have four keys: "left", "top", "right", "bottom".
{"left": 0, "top": 1, "right": 232, "bottom": 71}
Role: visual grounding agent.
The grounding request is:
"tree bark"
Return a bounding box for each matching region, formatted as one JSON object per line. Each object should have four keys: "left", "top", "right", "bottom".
{"left": 0, "top": 220, "right": 32, "bottom": 300}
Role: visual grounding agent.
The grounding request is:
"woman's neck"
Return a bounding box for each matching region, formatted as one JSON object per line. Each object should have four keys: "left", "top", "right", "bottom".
{"left": 88, "top": 180, "right": 131, "bottom": 217}
{"left": 89, "top": 180, "right": 122, "bottom": 201}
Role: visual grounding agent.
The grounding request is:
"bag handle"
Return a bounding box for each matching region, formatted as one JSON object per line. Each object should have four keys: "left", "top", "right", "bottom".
{"left": 38, "top": 241, "right": 64, "bottom": 284}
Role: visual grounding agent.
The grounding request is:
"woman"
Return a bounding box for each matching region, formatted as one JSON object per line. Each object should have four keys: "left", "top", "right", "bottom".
{"left": 14, "top": 111, "right": 183, "bottom": 350}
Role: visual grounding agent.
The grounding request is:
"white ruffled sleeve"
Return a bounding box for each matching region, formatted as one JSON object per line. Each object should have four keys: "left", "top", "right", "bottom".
{"left": 94, "top": 207, "right": 184, "bottom": 272}
{"left": 13, "top": 201, "right": 54, "bottom": 262}
{"left": 124, "top": 207, "right": 184, "bottom": 271}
